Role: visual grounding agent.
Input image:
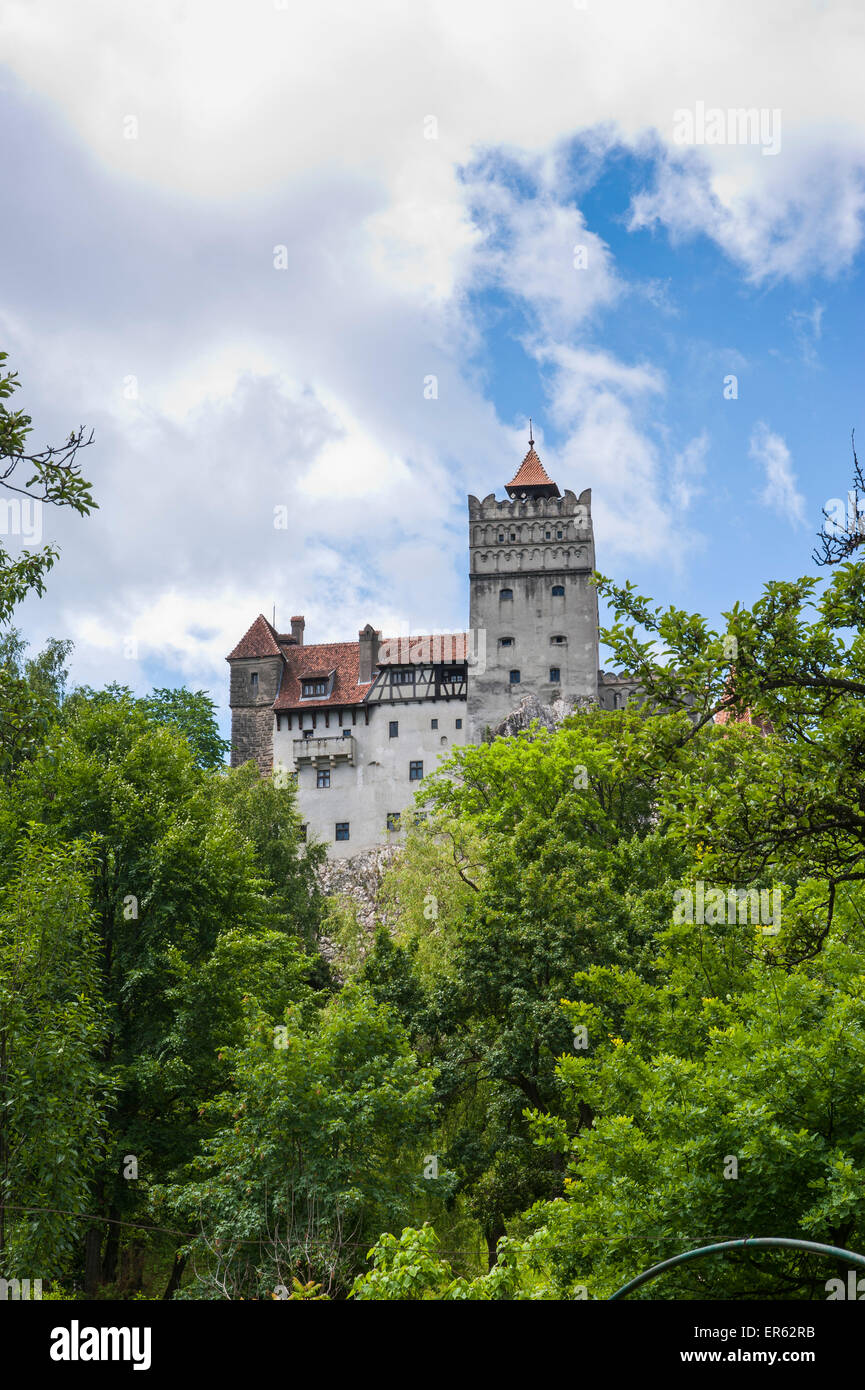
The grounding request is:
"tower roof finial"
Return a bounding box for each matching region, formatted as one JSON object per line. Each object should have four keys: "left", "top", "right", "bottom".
{"left": 528, "top": 417, "right": 533, "bottom": 449}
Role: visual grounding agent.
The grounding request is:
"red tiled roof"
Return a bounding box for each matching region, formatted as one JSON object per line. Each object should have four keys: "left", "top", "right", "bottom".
{"left": 226, "top": 614, "right": 282, "bottom": 660}
{"left": 273, "top": 641, "right": 372, "bottom": 710}
{"left": 377, "top": 633, "right": 470, "bottom": 665}
{"left": 506, "top": 445, "right": 559, "bottom": 493}
{"left": 271, "top": 633, "right": 471, "bottom": 710}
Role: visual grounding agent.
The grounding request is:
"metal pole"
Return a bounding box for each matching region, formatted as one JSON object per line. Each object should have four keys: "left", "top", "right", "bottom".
{"left": 608, "top": 1236, "right": 865, "bottom": 1300}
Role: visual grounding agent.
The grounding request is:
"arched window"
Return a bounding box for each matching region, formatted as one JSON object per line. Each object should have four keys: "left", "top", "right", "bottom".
{"left": 500, "top": 587, "right": 513, "bottom": 601}
{"left": 552, "top": 584, "right": 565, "bottom": 597}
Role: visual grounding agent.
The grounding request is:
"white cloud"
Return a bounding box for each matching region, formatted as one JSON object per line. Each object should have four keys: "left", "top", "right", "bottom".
{"left": 750, "top": 422, "right": 806, "bottom": 526}
{"left": 2, "top": 0, "right": 865, "bottom": 284}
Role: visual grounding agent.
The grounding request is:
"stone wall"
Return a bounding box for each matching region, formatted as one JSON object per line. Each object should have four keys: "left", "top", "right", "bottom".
{"left": 229, "top": 654, "right": 283, "bottom": 774}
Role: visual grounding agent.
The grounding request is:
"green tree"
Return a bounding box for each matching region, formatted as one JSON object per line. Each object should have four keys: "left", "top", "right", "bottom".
{"left": 362, "top": 706, "right": 686, "bottom": 1267}
{"left": 0, "top": 350, "right": 95, "bottom": 621}
{"left": 0, "top": 689, "right": 322, "bottom": 1295}
{"left": 165, "top": 988, "right": 437, "bottom": 1298}
{"left": 0, "top": 628, "right": 72, "bottom": 778}
{"left": 0, "top": 835, "right": 111, "bottom": 1279}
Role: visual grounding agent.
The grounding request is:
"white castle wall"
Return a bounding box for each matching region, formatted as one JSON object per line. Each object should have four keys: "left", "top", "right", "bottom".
{"left": 273, "top": 697, "right": 467, "bottom": 859}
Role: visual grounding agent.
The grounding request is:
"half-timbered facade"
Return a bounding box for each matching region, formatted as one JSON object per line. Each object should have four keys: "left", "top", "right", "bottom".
{"left": 227, "top": 436, "right": 617, "bottom": 856}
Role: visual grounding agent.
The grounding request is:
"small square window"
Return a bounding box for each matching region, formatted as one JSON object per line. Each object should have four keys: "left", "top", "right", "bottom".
{"left": 552, "top": 585, "right": 565, "bottom": 597}
{"left": 386, "top": 812, "right": 401, "bottom": 832}
{"left": 499, "top": 637, "right": 513, "bottom": 647}
{"left": 431, "top": 718, "right": 438, "bottom": 729}
{"left": 550, "top": 667, "right": 561, "bottom": 683}
{"left": 500, "top": 588, "right": 513, "bottom": 601}
{"left": 409, "top": 760, "right": 424, "bottom": 781}
{"left": 317, "top": 768, "right": 331, "bottom": 788}
{"left": 455, "top": 719, "right": 462, "bottom": 729}
{"left": 335, "top": 822, "right": 350, "bottom": 841}
{"left": 342, "top": 727, "right": 352, "bottom": 738}
{"left": 389, "top": 720, "right": 399, "bottom": 738}
{"left": 509, "top": 670, "right": 521, "bottom": 684}
{"left": 303, "top": 729, "right": 314, "bottom": 740}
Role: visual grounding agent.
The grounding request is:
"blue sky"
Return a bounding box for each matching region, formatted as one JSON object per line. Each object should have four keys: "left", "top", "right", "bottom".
{"left": 0, "top": 1, "right": 863, "bottom": 739}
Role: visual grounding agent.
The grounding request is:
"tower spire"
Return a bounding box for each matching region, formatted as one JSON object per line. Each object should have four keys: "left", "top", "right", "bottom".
{"left": 528, "top": 417, "right": 533, "bottom": 448}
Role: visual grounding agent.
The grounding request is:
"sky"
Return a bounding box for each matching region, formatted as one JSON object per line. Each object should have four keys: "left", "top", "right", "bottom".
{"left": 0, "top": 0, "right": 863, "bottom": 737}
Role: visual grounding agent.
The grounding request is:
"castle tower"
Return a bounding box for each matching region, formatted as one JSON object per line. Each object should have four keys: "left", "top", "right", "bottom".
{"left": 467, "top": 432, "right": 599, "bottom": 739}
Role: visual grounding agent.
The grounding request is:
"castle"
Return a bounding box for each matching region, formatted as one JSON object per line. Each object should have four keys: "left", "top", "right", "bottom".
{"left": 227, "top": 436, "right": 631, "bottom": 857}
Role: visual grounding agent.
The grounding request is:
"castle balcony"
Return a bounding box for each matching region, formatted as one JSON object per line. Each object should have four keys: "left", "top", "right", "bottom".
{"left": 292, "top": 735, "right": 356, "bottom": 768}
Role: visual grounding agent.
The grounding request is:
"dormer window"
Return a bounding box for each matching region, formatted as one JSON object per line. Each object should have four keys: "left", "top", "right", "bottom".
{"left": 391, "top": 669, "right": 414, "bottom": 685}
{"left": 302, "top": 679, "right": 328, "bottom": 698}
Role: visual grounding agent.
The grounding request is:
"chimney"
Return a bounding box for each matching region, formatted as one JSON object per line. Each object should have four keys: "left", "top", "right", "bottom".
{"left": 358, "top": 624, "right": 380, "bottom": 684}
{"left": 290, "top": 615, "right": 305, "bottom": 647}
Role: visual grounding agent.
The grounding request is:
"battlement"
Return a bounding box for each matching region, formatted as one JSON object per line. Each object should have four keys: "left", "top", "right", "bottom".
{"left": 468, "top": 487, "right": 591, "bottom": 522}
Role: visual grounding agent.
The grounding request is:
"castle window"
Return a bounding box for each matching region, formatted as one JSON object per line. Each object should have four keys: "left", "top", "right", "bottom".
{"left": 389, "top": 720, "right": 399, "bottom": 738}
{"left": 317, "top": 768, "right": 331, "bottom": 788}
{"left": 386, "top": 812, "right": 401, "bottom": 832}
{"left": 545, "top": 530, "right": 551, "bottom": 539}
{"left": 299, "top": 824, "right": 307, "bottom": 841}
{"left": 392, "top": 669, "right": 414, "bottom": 685}
{"left": 303, "top": 730, "right": 314, "bottom": 740}
{"left": 510, "top": 532, "right": 516, "bottom": 540}
{"left": 431, "top": 718, "right": 438, "bottom": 729}
{"left": 556, "top": 530, "right": 563, "bottom": 539}
{"left": 552, "top": 585, "right": 565, "bottom": 597}
{"left": 498, "top": 533, "right": 504, "bottom": 542}
{"left": 455, "top": 718, "right": 462, "bottom": 729}
{"left": 409, "top": 760, "right": 424, "bottom": 780}
{"left": 443, "top": 669, "right": 462, "bottom": 681}
{"left": 342, "top": 728, "right": 352, "bottom": 738}
{"left": 500, "top": 588, "right": 513, "bottom": 601}
{"left": 550, "top": 667, "right": 561, "bottom": 683}
{"left": 551, "top": 635, "right": 567, "bottom": 645}
{"left": 250, "top": 671, "right": 259, "bottom": 689}
{"left": 335, "top": 822, "right": 350, "bottom": 841}
{"left": 499, "top": 637, "right": 513, "bottom": 648}
{"left": 509, "top": 670, "right": 521, "bottom": 684}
